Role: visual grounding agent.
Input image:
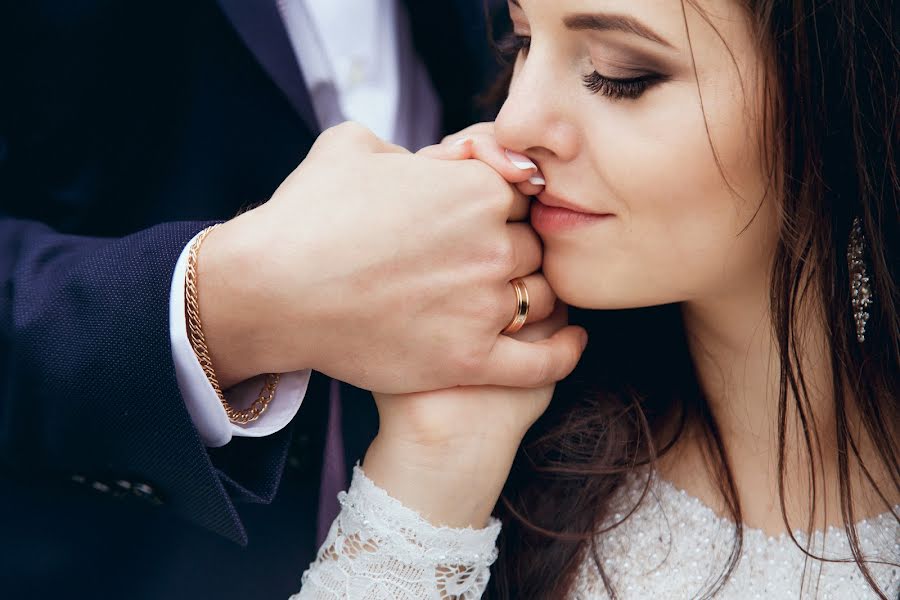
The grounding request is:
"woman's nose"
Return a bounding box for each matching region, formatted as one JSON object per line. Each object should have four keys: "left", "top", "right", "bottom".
{"left": 494, "top": 54, "right": 579, "bottom": 162}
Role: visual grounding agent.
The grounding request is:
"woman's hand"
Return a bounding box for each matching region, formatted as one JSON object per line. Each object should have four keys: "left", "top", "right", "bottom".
{"left": 363, "top": 302, "right": 585, "bottom": 530}
{"left": 418, "top": 122, "right": 548, "bottom": 198}
{"left": 362, "top": 126, "right": 585, "bottom": 529}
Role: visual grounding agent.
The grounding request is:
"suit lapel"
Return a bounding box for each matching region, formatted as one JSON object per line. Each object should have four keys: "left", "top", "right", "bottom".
{"left": 215, "top": 0, "right": 319, "bottom": 133}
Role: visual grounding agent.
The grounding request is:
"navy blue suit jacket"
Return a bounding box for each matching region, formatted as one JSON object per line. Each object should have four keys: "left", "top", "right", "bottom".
{"left": 0, "top": 1, "right": 509, "bottom": 597}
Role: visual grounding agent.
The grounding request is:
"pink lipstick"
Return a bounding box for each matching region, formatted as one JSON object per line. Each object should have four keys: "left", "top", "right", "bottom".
{"left": 531, "top": 192, "right": 614, "bottom": 233}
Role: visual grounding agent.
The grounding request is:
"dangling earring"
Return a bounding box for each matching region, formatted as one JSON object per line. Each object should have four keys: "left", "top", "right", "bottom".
{"left": 847, "top": 217, "right": 873, "bottom": 342}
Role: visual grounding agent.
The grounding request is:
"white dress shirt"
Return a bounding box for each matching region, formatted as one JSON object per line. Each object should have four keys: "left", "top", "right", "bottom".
{"left": 169, "top": 0, "right": 441, "bottom": 447}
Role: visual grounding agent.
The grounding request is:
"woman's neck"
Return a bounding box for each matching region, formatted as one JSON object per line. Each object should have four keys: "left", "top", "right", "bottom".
{"left": 658, "top": 281, "right": 884, "bottom": 536}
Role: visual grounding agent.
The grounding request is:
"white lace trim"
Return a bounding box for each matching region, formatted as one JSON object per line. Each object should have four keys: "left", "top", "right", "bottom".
{"left": 294, "top": 466, "right": 898, "bottom": 599}
{"left": 294, "top": 464, "right": 502, "bottom": 599}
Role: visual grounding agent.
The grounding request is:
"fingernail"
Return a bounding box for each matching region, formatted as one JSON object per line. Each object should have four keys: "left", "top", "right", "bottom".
{"left": 453, "top": 137, "right": 471, "bottom": 146}
{"left": 529, "top": 174, "right": 546, "bottom": 186}
{"left": 505, "top": 149, "right": 537, "bottom": 171}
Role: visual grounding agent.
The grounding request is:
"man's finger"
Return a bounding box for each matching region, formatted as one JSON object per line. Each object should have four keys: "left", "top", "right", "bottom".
{"left": 516, "top": 178, "right": 547, "bottom": 198}
{"left": 508, "top": 300, "right": 569, "bottom": 343}
{"left": 477, "top": 326, "right": 588, "bottom": 388}
{"left": 506, "top": 223, "right": 543, "bottom": 279}
{"left": 507, "top": 188, "right": 531, "bottom": 222}
{"left": 497, "top": 273, "right": 557, "bottom": 332}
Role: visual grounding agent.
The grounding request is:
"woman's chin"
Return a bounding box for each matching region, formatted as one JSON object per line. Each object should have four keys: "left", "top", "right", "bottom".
{"left": 543, "top": 257, "right": 675, "bottom": 311}
{"left": 543, "top": 262, "right": 622, "bottom": 310}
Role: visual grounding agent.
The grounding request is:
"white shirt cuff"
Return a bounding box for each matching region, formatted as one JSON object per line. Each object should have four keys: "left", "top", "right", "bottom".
{"left": 169, "top": 232, "right": 311, "bottom": 448}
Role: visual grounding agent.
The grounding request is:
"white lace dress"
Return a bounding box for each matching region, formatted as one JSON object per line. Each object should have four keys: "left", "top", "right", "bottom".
{"left": 292, "top": 466, "right": 900, "bottom": 599}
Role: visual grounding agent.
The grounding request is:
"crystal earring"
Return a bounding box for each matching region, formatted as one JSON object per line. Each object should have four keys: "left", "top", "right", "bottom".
{"left": 847, "top": 217, "right": 873, "bottom": 342}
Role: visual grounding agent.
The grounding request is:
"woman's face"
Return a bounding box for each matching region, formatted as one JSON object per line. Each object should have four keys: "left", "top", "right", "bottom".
{"left": 495, "top": 0, "right": 780, "bottom": 310}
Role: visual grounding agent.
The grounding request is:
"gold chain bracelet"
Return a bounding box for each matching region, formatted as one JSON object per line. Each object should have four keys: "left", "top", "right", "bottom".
{"left": 185, "top": 224, "right": 280, "bottom": 424}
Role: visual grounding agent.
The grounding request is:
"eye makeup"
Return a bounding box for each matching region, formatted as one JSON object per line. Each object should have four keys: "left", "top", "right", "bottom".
{"left": 582, "top": 71, "right": 666, "bottom": 100}
{"left": 498, "top": 32, "right": 669, "bottom": 101}
{"left": 584, "top": 49, "right": 671, "bottom": 100}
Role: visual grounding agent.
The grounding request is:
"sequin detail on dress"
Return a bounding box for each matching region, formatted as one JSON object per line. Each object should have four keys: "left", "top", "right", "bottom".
{"left": 294, "top": 467, "right": 899, "bottom": 599}
{"left": 575, "top": 472, "right": 899, "bottom": 599}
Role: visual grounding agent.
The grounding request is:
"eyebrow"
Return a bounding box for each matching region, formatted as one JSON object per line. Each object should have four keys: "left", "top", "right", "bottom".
{"left": 508, "top": 2, "right": 675, "bottom": 50}
{"left": 564, "top": 14, "right": 675, "bottom": 49}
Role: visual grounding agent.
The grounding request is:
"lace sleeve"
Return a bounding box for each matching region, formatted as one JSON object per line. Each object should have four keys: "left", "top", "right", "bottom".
{"left": 291, "top": 464, "right": 502, "bottom": 600}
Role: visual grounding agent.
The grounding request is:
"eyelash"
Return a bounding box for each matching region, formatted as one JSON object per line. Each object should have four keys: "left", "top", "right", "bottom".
{"left": 581, "top": 71, "right": 662, "bottom": 100}
{"left": 499, "top": 34, "right": 662, "bottom": 101}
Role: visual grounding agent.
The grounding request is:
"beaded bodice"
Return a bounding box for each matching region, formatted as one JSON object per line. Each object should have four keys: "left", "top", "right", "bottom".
{"left": 294, "top": 467, "right": 899, "bottom": 599}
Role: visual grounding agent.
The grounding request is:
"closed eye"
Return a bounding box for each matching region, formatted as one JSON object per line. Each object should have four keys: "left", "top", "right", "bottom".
{"left": 582, "top": 71, "right": 665, "bottom": 100}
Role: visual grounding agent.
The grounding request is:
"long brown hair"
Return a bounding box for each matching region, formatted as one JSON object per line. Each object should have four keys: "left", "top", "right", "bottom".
{"left": 485, "top": 1, "right": 899, "bottom": 598}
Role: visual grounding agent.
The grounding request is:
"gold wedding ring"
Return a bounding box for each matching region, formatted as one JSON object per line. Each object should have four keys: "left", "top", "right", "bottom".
{"left": 502, "top": 278, "right": 530, "bottom": 335}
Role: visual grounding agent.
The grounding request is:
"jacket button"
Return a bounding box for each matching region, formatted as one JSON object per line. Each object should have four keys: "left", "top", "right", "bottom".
{"left": 111, "top": 480, "right": 133, "bottom": 498}
{"left": 133, "top": 482, "right": 163, "bottom": 505}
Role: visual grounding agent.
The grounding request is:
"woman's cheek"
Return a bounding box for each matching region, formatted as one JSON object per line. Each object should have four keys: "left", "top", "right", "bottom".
{"left": 548, "top": 84, "right": 771, "bottom": 308}
{"left": 577, "top": 137, "right": 741, "bottom": 303}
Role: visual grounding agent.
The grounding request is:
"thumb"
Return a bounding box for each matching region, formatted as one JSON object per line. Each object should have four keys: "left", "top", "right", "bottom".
{"left": 477, "top": 326, "right": 588, "bottom": 388}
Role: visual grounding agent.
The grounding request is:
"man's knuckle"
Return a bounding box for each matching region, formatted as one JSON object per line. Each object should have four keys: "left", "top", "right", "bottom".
{"left": 338, "top": 121, "right": 372, "bottom": 141}
{"left": 467, "top": 290, "right": 498, "bottom": 320}
{"left": 484, "top": 239, "right": 516, "bottom": 274}
{"left": 336, "top": 120, "right": 363, "bottom": 133}
{"left": 321, "top": 123, "right": 344, "bottom": 139}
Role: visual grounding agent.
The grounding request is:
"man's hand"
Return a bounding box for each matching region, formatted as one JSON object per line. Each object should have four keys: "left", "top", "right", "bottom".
{"left": 195, "top": 122, "right": 581, "bottom": 394}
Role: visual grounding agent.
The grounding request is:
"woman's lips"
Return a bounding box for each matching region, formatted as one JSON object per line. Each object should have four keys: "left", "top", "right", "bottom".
{"left": 530, "top": 194, "right": 614, "bottom": 233}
